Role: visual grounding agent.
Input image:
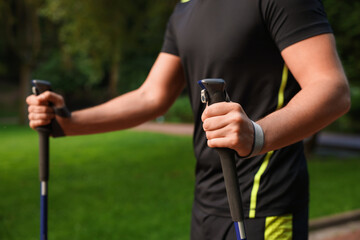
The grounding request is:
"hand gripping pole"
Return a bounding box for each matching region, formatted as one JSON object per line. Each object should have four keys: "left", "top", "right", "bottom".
{"left": 198, "top": 79, "right": 247, "bottom": 240}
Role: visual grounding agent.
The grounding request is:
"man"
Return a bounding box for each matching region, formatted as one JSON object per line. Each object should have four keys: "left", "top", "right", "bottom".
{"left": 27, "top": 0, "right": 350, "bottom": 239}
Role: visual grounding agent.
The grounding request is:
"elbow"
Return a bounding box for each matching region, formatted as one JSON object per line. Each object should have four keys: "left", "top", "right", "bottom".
{"left": 335, "top": 81, "right": 351, "bottom": 117}
{"left": 343, "top": 90, "right": 351, "bottom": 115}
{"left": 138, "top": 87, "right": 172, "bottom": 119}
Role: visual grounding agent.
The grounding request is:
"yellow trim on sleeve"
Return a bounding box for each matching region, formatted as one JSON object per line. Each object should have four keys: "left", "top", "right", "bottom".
{"left": 181, "top": 0, "right": 190, "bottom": 3}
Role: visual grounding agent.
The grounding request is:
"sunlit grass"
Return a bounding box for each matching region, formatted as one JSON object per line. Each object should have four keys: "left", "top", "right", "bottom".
{"left": 0, "top": 125, "right": 359, "bottom": 239}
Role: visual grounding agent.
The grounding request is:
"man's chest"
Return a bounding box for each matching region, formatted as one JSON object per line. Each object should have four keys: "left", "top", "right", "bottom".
{"left": 171, "top": 0, "right": 270, "bottom": 63}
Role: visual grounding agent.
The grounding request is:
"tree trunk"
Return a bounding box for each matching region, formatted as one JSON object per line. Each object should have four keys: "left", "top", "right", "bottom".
{"left": 108, "top": 52, "right": 120, "bottom": 98}
{"left": 3, "top": 0, "right": 41, "bottom": 124}
{"left": 18, "top": 63, "right": 32, "bottom": 124}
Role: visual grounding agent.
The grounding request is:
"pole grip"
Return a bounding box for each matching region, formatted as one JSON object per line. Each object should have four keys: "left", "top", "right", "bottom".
{"left": 199, "top": 79, "right": 245, "bottom": 222}
{"left": 38, "top": 129, "right": 50, "bottom": 181}
{"left": 32, "top": 80, "right": 52, "bottom": 182}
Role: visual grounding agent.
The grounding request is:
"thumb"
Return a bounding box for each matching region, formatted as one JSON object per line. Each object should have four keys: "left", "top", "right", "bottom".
{"left": 39, "top": 91, "right": 65, "bottom": 108}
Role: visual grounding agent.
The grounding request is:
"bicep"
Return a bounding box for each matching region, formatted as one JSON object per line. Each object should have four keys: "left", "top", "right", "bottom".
{"left": 279, "top": 33, "right": 350, "bottom": 128}
{"left": 281, "top": 33, "right": 348, "bottom": 89}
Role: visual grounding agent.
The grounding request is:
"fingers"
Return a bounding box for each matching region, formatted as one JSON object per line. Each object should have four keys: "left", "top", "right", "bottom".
{"left": 201, "top": 102, "right": 243, "bottom": 122}
{"left": 201, "top": 102, "right": 254, "bottom": 156}
{"left": 28, "top": 105, "right": 54, "bottom": 114}
{"left": 205, "top": 119, "right": 244, "bottom": 149}
{"left": 207, "top": 136, "right": 239, "bottom": 149}
{"left": 41, "top": 91, "right": 65, "bottom": 108}
{"left": 28, "top": 118, "right": 53, "bottom": 129}
{"left": 26, "top": 91, "right": 65, "bottom": 129}
{"left": 202, "top": 103, "right": 244, "bottom": 131}
{"left": 26, "top": 91, "right": 65, "bottom": 108}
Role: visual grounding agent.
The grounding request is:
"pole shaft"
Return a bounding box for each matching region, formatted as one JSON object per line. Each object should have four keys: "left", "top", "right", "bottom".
{"left": 32, "top": 80, "right": 52, "bottom": 240}
{"left": 38, "top": 129, "right": 49, "bottom": 240}
{"left": 40, "top": 182, "right": 48, "bottom": 240}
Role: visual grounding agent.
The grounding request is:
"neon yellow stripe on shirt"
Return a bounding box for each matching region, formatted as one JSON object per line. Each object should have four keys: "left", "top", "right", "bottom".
{"left": 181, "top": 0, "right": 190, "bottom": 3}
{"left": 249, "top": 63, "right": 288, "bottom": 218}
{"left": 277, "top": 64, "right": 288, "bottom": 110}
{"left": 249, "top": 151, "right": 274, "bottom": 218}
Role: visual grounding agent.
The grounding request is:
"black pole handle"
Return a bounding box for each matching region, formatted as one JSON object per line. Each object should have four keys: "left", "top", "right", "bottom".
{"left": 199, "top": 79, "right": 245, "bottom": 223}
{"left": 32, "top": 80, "right": 52, "bottom": 182}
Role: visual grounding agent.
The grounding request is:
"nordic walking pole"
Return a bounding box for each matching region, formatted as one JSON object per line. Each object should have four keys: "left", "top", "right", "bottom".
{"left": 198, "top": 79, "right": 247, "bottom": 240}
{"left": 32, "top": 80, "right": 52, "bottom": 240}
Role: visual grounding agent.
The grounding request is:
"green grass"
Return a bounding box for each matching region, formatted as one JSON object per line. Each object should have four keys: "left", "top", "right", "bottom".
{"left": 308, "top": 156, "right": 360, "bottom": 219}
{"left": 0, "top": 125, "right": 195, "bottom": 240}
{"left": 0, "top": 125, "right": 359, "bottom": 239}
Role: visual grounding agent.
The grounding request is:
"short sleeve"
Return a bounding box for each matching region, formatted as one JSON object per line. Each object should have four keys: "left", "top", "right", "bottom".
{"left": 261, "top": 0, "right": 333, "bottom": 51}
{"left": 161, "top": 15, "right": 179, "bottom": 56}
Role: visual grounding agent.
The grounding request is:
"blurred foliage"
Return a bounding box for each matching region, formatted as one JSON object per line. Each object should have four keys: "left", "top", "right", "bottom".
{"left": 0, "top": 0, "right": 44, "bottom": 123}
{"left": 35, "top": 0, "right": 175, "bottom": 97}
{"left": 164, "top": 96, "right": 194, "bottom": 123}
{"left": 322, "top": 0, "right": 360, "bottom": 133}
{"left": 323, "top": 0, "right": 360, "bottom": 85}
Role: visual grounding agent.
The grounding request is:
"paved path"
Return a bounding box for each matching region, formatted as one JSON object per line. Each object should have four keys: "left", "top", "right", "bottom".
{"left": 309, "top": 210, "right": 360, "bottom": 240}
{"left": 309, "top": 221, "right": 360, "bottom": 240}
{"left": 133, "top": 122, "right": 194, "bottom": 135}
{"left": 132, "top": 122, "right": 360, "bottom": 239}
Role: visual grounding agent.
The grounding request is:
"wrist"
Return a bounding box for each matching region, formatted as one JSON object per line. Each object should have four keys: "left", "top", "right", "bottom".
{"left": 240, "top": 121, "right": 264, "bottom": 158}
{"left": 52, "top": 106, "right": 72, "bottom": 137}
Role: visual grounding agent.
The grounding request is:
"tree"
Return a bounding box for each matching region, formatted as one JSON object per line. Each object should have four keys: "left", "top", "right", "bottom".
{"left": 323, "top": 0, "right": 360, "bottom": 132}
{"left": 40, "top": 0, "right": 175, "bottom": 98}
{"left": 0, "top": 0, "right": 43, "bottom": 124}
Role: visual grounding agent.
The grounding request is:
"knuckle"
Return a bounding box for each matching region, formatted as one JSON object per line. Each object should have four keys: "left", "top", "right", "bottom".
{"left": 229, "top": 135, "right": 240, "bottom": 147}
{"left": 231, "top": 112, "right": 243, "bottom": 124}
{"left": 232, "top": 103, "right": 242, "bottom": 111}
{"left": 26, "top": 95, "right": 36, "bottom": 105}
{"left": 43, "top": 91, "right": 51, "bottom": 98}
{"left": 39, "top": 119, "right": 50, "bottom": 126}
{"left": 230, "top": 123, "right": 240, "bottom": 134}
{"left": 29, "top": 121, "right": 37, "bottom": 129}
{"left": 205, "top": 131, "right": 212, "bottom": 140}
{"left": 202, "top": 120, "right": 209, "bottom": 130}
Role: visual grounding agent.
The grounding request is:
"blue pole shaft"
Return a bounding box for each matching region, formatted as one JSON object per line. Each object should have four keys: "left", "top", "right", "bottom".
{"left": 234, "top": 221, "right": 247, "bottom": 240}
{"left": 40, "top": 181, "right": 48, "bottom": 240}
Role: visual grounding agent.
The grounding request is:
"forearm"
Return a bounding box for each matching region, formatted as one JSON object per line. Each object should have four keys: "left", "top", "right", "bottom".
{"left": 27, "top": 53, "right": 185, "bottom": 136}
{"left": 201, "top": 34, "right": 350, "bottom": 157}
{"left": 56, "top": 53, "right": 185, "bottom": 136}
{"left": 257, "top": 79, "right": 350, "bottom": 154}
{"left": 61, "top": 88, "right": 165, "bottom": 136}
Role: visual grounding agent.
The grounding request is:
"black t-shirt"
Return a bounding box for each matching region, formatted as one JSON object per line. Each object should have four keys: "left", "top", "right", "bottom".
{"left": 161, "top": 0, "right": 332, "bottom": 218}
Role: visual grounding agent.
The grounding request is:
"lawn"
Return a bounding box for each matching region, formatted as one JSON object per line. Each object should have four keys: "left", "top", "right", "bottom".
{"left": 0, "top": 125, "right": 359, "bottom": 239}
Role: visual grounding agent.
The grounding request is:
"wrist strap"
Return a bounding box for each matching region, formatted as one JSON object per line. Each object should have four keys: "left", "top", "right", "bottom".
{"left": 251, "top": 121, "right": 264, "bottom": 157}
{"left": 51, "top": 106, "right": 71, "bottom": 138}
{"left": 241, "top": 121, "right": 264, "bottom": 158}
{"left": 54, "top": 106, "right": 71, "bottom": 118}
